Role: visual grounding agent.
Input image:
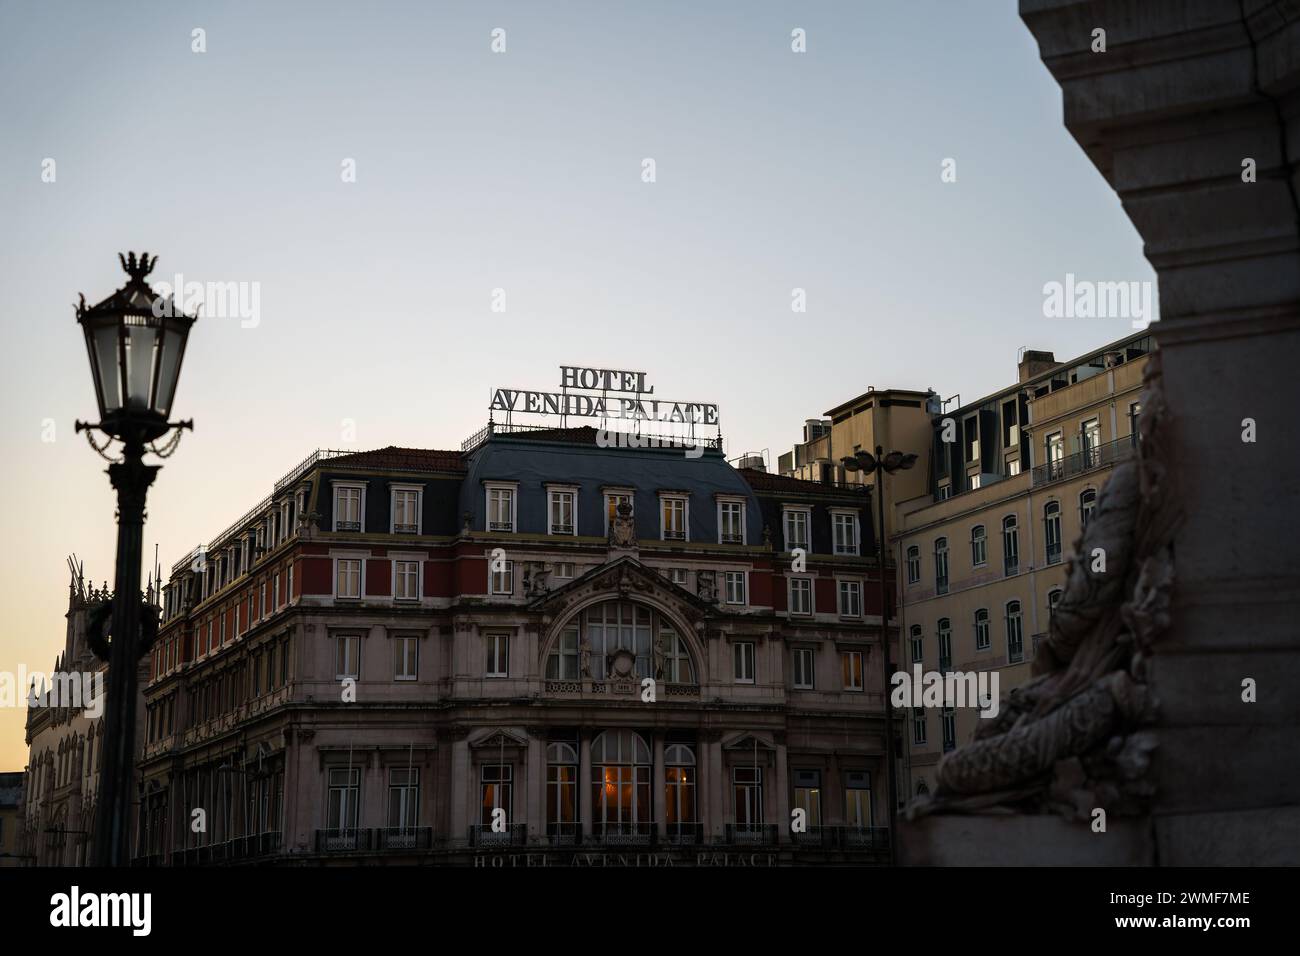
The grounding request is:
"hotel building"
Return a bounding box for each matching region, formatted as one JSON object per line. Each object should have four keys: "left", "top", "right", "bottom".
{"left": 134, "top": 423, "right": 897, "bottom": 865}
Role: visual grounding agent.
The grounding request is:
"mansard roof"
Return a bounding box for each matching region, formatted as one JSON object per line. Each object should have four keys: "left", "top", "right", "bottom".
{"left": 329, "top": 445, "right": 465, "bottom": 473}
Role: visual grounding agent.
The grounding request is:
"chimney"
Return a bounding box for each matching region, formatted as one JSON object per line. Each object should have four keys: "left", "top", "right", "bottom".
{"left": 1018, "top": 349, "right": 1057, "bottom": 383}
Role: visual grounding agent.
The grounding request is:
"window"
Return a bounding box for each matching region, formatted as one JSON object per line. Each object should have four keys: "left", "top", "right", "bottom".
{"left": 394, "top": 559, "right": 420, "bottom": 601}
{"left": 391, "top": 487, "right": 421, "bottom": 534}
{"left": 336, "top": 558, "right": 361, "bottom": 600}
{"left": 845, "top": 772, "right": 872, "bottom": 829}
{"left": 335, "top": 635, "right": 360, "bottom": 679}
{"left": 1048, "top": 588, "right": 1063, "bottom": 622}
{"left": 1080, "top": 488, "right": 1097, "bottom": 527}
{"left": 1045, "top": 431, "right": 1064, "bottom": 480}
{"left": 546, "top": 742, "right": 578, "bottom": 835}
{"left": 388, "top": 768, "right": 419, "bottom": 830}
{"left": 934, "top": 538, "right": 949, "bottom": 594}
{"left": 910, "top": 625, "right": 924, "bottom": 664}
{"left": 937, "top": 619, "right": 952, "bottom": 671}
{"left": 724, "top": 571, "right": 747, "bottom": 605}
{"left": 912, "top": 708, "right": 927, "bottom": 745}
{"left": 718, "top": 499, "right": 746, "bottom": 544}
{"left": 832, "top": 512, "right": 860, "bottom": 556}
{"left": 733, "top": 642, "right": 755, "bottom": 683}
{"left": 669, "top": 567, "right": 688, "bottom": 586}
{"left": 486, "top": 484, "right": 516, "bottom": 533}
{"left": 1002, "top": 515, "right": 1019, "bottom": 575}
{"left": 1007, "top": 458, "right": 1022, "bottom": 476}
{"left": 1129, "top": 401, "right": 1142, "bottom": 446}
{"left": 334, "top": 485, "right": 364, "bottom": 532}
{"left": 554, "top": 562, "right": 575, "bottom": 579}
{"left": 604, "top": 492, "right": 633, "bottom": 534}
{"left": 661, "top": 496, "right": 688, "bottom": 541}
{"left": 480, "top": 764, "right": 512, "bottom": 827}
{"left": 591, "top": 731, "right": 651, "bottom": 837}
{"left": 1081, "top": 418, "right": 1101, "bottom": 467}
{"left": 485, "top": 633, "right": 509, "bottom": 678}
{"left": 788, "top": 577, "right": 812, "bottom": 616}
{"left": 975, "top": 608, "right": 991, "bottom": 650}
{"left": 906, "top": 546, "right": 920, "bottom": 585}
{"left": 841, "top": 650, "right": 864, "bottom": 691}
{"left": 937, "top": 484, "right": 951, "bottom": 501}
{"left": 783, "top": 508, "right": 810, "bottom": 551}
{"left": 971, "top": 525, "right": 987, "bottom": 566}
{"left": 1044, "top": 501, "right": 1062, "bottom": 565}
{"left": 326, "top": 768, "right": 360, "bottom": 831}
{"left": 394, "top": 635, "right": 418, "bottom": 680}
{"left": 546, "top": 626, "right": 580, "bottom": 680}
{"left": 838, "top": 580, "right": 862, "bottom": 618}
{"left": 793, "top": 647, "right": 815, "bottom": 689}
{"left": 733, "top": 766, "right": 763, "bottom": 829}
{"left": 664, "top": 745, "right": 697, "bottom": 837}
{"left": 970, "top": 473, "right": 982, "bottom": 490}
{"left": 793, "top": 770, "right": 822, "bottom": 829}
{"left": 490, "top": 560, "right": 513, "bottom": 596}
{"left": 548, "top": 488, "right": 576, "bottom": 535}
{"left": 1006, "top": 600, "right": 1024, "bottom": 663}
{"left": 942, "top": 707, "right": 956, "bottom": 752}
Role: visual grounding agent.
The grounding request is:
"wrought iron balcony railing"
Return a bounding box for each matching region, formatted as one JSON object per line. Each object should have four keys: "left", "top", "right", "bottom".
{"left": 1031, "top": 435, "right": 1136, "bottom": 488}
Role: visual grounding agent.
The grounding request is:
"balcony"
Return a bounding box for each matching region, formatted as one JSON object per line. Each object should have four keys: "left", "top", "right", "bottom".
{"left": 468, "top": 823, "right": 528, "bottom": 848}
{"left": 790, "top": 826, "right": 890, "bottom": 851}
{"left": 546, "top": 822, "right": 581, "bottom": 846}
{"left": 163, "top": 831, "right": 283, "bottom": 866}
{"left": 724, "top": 823, "right": 778, "bottom": 845}
{"left": 394, "top": 523, "right": 418, "bottom": 534}
{"left": 1031, "top": 435, "right": 1136, "bottom": 488}
{"left": 315, "top": 827, "right": 373, "bottom": 853}
{"left": 377, "top": 826, "right": 434, "bottom": 851}
{"left": 592, "top": 821, "right": 655, "bottom": 846}
{"left": 662, "top": 822, "right": 703, "bottom": 846}
{"left": 335, "top": 521, "right": 361, "bottom": 532}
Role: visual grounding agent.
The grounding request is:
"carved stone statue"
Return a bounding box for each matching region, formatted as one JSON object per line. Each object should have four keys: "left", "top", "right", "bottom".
{"left": 696, "top": 570, "right": 717, "bottom": 604}
{"left": 911, "top": 354, "right": 1179, "bottom": 823}
{"left": 579, "top": 638, "right": 593, "bottom": 679}
{"left": 653, "top": 635, "right": 666, "bottom": 679}
{"left": 608, "top": 500, "right": 636, "bottom": 548}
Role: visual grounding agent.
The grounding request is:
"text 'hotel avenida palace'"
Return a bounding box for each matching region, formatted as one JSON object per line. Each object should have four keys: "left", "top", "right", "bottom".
{"left": 131, "top": 425, "right": 893, "bottom": 865}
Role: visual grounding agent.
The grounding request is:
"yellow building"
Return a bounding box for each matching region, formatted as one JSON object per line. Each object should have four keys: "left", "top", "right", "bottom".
{"left": 892, "top": 332, "right": 1153, "bottom": 797}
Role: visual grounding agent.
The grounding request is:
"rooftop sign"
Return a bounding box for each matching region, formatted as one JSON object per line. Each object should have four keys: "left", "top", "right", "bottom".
{"left": 490, "top": 366, "right": 719, "bottom": 426}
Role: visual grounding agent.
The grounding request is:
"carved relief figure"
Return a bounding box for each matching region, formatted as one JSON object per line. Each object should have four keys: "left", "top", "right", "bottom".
{"left": 608, "top": 500, "right": 637, "bottom": 548}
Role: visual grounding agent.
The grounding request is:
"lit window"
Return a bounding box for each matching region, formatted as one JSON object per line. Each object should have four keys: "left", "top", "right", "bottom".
{"left": 661, "top": 496, "right": 688, "bottom": 541}
{"left": 841, "top": 650, "right": 864, "bottom": 691}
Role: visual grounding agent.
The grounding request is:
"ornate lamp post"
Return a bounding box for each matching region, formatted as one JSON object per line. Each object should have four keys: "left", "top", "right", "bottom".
{"left": 76, "top": 252, "right": 196, "bottom": 866}
{"left": 841, "top": 446, "right": 916, "bottom": 865}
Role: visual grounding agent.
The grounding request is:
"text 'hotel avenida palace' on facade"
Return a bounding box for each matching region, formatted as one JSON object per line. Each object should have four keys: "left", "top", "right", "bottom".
{"left": 132, "top": 425, "right": 893, "bottom": 865}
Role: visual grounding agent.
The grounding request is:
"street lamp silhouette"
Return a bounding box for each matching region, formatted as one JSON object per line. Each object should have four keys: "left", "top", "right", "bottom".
{"left": 840, "top": 446, "right": 917, "bottom": 864}
{"left": 75, "top": 252, "right": 196, "bottom": 866}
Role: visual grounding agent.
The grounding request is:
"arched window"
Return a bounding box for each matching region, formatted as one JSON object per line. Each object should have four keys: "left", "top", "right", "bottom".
{"left": 1048, "top": 588, "right": 1063, "bottom": 621}
{"left": 937, "top": 619, "right": 952, "bottom": 671}
{"left": 1006, "top": 600, "right": 1024, "bottom": 663}
{"left": 546, "top": 602, "right": 696, "bottom": 683}
{"left": 664, "top": 744, "right": 697, "bottom": 841}
{"left": 910, "top": 625, "right": 924, "bottom": 664}
{"left": 1044, "top": 501, "right": 1062, "bottom": 565}
{"left": 590, "top": 731, "right": 651, "bottom": 840}
{"left": 546, "top": 742, "right": 578, "bottom": 841}
{"left": 1002, "top": 515, "right": 1019, "bottom": 576}
{"left": 906, "top": 546, "right": 921, "bottom": 585}
{"left": 970, "top": 525, "right": 987, "bottom": 566}
{"left": 934, "top": 538, "right": 949, "bottom": 594}
{"left": 1079, "top": 488, "right": 1097, "bottom": 526}
{"left": 974, "top": 608, "right": 990, "bottom": 650}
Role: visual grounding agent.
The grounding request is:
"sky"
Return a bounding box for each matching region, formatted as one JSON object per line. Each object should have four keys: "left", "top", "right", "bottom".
{"left": 0, "top": 0, "right": 1155, "bottom": 769}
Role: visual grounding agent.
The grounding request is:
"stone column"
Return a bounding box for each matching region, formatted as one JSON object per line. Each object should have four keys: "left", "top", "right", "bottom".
{"left": 696, "top": 734, "right": 711, "bottom": 838}
{"left": 451, "top": 738, "right": 470, "bottom": 845}
{"left": 527, "top": 731, "right": 544, "bottom": 843}
{"left": 710, "top": 738, "right": 726, "bottom": 838}
{"left": 774, "top": 739, "right": 790, "bottom": 843}
{"left": 579, "top": 733, "right": 593, "bottom": 840}
{"left": 652, "top": 735, "right": 666, "bottom": 838}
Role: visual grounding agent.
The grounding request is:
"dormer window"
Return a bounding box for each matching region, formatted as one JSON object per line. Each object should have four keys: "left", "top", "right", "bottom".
{"left": 333, "top": 483, "right": 365, "bottom": 532}
{"left": 660, "top": 494, "right": 688, "bottom": 541}
{"left": 547, "top": 485, "right": 578, "bottom": 536}
{"left": 391, "top": 485, "right": 422, "bottom": 534}
{"left": 485, "top": 483, "right": 517, "bottom": 533}
{"left": 717, "top": 498, "right": 746, "bottom": 545}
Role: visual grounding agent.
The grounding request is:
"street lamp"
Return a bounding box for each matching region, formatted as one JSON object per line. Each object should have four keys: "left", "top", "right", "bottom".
{"left": 840, "top": 446, "right": 916, "bottom": 865}
{"left": 75, "top": 252, "right": 196, "bottom": 866}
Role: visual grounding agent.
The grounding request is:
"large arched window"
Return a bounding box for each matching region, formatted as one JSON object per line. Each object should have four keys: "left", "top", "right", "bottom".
{"left": 546, "top": 601, "right": 696, "bottom": 684}
{"left": 546, "top": 742, "right": 579, "bottom": 841}
{"left": 664, "top": 744, "right": 697, "bottom": 841}
{"left": 590, "top": 731, "right": 652, "bottom": 841}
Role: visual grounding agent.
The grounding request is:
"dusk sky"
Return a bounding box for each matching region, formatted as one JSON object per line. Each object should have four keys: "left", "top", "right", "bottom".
{"left": 0, "top": 0, "right": 1155, "bottom": 768}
